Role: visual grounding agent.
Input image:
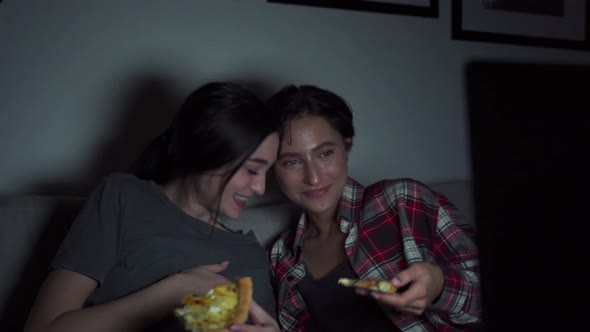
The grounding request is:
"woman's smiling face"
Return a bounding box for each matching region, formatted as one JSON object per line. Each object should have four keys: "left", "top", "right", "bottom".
{"left": 193, "top": 133, "right": 279, "bottom": 221}
{"left": 274, "top": 115, "right": 351, "bottom": 219}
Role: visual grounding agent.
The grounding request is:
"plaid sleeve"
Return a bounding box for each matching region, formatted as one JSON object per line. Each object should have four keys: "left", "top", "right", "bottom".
{"left": 426, "top": 188, "right": 481, "bottom": 326}
{"left": 369, "top": 179, "right": 482, "bottom": 329}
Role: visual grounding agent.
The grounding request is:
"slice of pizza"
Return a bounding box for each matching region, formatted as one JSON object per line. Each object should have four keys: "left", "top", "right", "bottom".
{"left": 338, "top": 277, "right": 397, "bottom": 294}
{"left": 174, "top": 276, "right": 253, "bottom": 332}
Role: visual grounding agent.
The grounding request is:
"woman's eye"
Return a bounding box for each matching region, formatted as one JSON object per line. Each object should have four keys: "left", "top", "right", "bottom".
{"left": 247, "top": 169, "right": 258, "bottom": 175}
{"left": 282, "top": 160, "right": 298, "bottom": 167}
{"left": 319, "top": 150, "right": 334, "bottom": 158}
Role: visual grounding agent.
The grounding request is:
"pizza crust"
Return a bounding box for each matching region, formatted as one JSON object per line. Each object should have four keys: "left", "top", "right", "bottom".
{"left": 204, "top": 277, "right": 252, "bottom": 331}
{"left": 232, "top": 277, "right": 253, "bottom": 324}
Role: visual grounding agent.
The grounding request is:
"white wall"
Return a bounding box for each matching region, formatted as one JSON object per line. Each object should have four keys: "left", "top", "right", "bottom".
{"left": 1, "top": 0, "right": 589, "bottom": 195}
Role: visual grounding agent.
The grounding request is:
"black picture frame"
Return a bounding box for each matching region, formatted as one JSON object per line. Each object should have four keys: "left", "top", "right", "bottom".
{"left": 268, "top": 0, "right": 439, "bottom": 18}
{"left": 452, "top": 0, "right": 590, "bottom": 51}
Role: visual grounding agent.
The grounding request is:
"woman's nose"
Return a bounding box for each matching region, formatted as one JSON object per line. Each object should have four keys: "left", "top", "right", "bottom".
{"left": 304, "top": 164, "right": 320, "bottom": 186}
{"left": 250, "top": 175, "right": 266, "bottom": 196}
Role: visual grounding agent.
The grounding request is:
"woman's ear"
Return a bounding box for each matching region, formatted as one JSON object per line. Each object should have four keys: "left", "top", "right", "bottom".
{"left": 345, "top": 138, "right": 353, "bottom": 160}
{"left": 345, "top": 137, "right": 353, "bottom": 152}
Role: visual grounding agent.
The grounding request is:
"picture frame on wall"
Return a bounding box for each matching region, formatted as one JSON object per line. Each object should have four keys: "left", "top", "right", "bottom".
{"left": 452, "top": 0, "right": 590, "bottom": 50}
{"left": 268, "top": 0, "right": 439, "bottom": 18}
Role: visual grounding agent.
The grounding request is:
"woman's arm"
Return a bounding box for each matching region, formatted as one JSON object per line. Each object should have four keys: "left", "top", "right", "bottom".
{"left": 25, "top": 263, "right": 231, "bottom": 332}
{"left": 424, "top": 203, "right": 481, "bottom": 325}
{"left": 363, "top": 179, "right": 481, "bottom": 327}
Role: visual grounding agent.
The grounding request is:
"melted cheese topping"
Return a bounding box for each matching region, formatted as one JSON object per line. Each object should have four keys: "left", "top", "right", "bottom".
{"left": 174, "top": 284, "right": 239, "bottom": 332}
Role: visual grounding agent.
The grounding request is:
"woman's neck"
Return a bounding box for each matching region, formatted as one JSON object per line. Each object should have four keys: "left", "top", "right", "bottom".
{"left": 161, "top": 179, "right": 214, "bottom": 225}
{"left": 305, "top": 209, "right": 340, "bottom": 240}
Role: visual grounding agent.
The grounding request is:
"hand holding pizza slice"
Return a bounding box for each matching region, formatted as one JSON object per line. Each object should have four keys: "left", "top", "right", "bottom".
{"left": 338, "top": 277, "right": 398, "bottom": 294}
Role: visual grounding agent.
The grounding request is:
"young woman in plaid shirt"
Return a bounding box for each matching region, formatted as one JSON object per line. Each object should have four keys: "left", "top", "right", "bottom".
{"left": 267, "top": 85, "right": 481, "bottom": 332}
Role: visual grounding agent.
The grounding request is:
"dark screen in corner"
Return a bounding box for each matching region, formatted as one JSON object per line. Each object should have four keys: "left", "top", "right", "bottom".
{"left": 465, "top": 61, "right": 590, "bottom": 331}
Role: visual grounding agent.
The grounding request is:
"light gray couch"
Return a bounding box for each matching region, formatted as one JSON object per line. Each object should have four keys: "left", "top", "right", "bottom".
{"left": 0, "top": 180, "right": 474, "bottom": 330}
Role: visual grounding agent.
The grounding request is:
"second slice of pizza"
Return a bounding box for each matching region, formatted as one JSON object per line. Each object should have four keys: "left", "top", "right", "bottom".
{"left": 338, "top": 277, "right": 397, "bottom": 294}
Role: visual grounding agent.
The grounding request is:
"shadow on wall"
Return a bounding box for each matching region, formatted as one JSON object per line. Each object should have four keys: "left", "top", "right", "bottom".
{"left": 28, "top": 73, "right": 182, "bottom": 197}
{"left": 1, "top": 73, "right": 182, "bottom": 330}
{"left": 0, "top": 197, "right": 83, "bottom": 331}
{"left": 227, "top": 77, "right": 277, "bottom": 102}
{"left": 26, "top": 75, "right": 279, "bottom": 197}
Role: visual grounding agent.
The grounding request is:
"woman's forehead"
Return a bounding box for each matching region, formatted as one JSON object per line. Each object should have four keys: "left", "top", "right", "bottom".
{"left": 283, "top": 115, "right": 339, "bottom": 139}
{"left": 279, "top": 115, "right": 344, "bottom": 151}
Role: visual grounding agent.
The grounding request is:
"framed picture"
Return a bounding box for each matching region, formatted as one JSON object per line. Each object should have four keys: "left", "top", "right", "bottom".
{"left": 268, "top": 0, "right": 439, "bottom": 18}
{"left": 452, "top": 0, "right": 590, "bottom": 50}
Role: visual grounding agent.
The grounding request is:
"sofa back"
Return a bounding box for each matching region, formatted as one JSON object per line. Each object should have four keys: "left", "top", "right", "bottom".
{"left": 0, "top": 181, "right": 474, "bottom": 330}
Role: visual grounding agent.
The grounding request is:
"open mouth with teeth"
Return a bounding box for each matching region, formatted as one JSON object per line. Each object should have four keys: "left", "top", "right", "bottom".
{"left": 232, "top": 193, "right": 249, "bottom": 208}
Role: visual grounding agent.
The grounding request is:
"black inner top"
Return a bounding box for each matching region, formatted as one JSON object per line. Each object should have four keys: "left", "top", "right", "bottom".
{"left": 298, "top": 260, "right": 400, "bottom": 332}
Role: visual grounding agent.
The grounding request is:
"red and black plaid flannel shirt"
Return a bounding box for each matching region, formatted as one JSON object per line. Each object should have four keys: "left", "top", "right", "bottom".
{"left": 270, "top": 178, "right": 481, "bottom": 332}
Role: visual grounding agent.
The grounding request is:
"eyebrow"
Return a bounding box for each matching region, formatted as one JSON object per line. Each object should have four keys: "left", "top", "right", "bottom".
{"left": 246, "top": 158, "right": 270, "bottom": 166}
{"left": 278, "top": 141, "right": 337, "bottom": 160}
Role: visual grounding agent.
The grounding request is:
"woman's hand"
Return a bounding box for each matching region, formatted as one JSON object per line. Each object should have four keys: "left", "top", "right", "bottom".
{"left": 175, "top": 261, "right": 233, "bottom": 296}
{"left": 228, "top": 300, "right": 280, "bottom": 332}
{"left": 358, "top": 262, "right": 444, "bottom": 315}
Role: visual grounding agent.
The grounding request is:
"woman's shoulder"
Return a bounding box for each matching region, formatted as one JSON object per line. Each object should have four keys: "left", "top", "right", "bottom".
{"left": 86, "top": 173, "right": 156, "bottom": 203}
{"left": 363, "top": 178, "right": 432, "bottom": 197}
{"left": 102, "top": 172, "right": 142, "bottom": 185}
{"left": 270, "top": 228, "right": 298, "bottom": 258}
{"left": 98, "top": 172, "right": 151, "bottom": 191}
{"left": 358, "top": 178, "right": 448, "bottom": 213}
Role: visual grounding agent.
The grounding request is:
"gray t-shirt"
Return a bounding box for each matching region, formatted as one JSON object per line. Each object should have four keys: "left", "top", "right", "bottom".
{"left": 51, "top": 173, "right": 276, "bottom": 330}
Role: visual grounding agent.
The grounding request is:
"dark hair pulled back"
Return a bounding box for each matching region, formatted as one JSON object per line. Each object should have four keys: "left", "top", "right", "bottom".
{"left": 131, "top": 82, "right": 274, "bottom": 185}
